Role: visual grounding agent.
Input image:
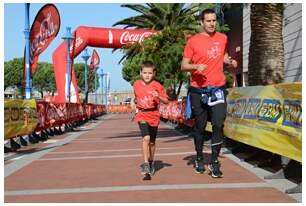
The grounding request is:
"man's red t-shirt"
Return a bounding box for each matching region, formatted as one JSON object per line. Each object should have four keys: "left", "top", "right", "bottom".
{"left": 183, "top": 32, "right": 227, "bottom": 87}
{"left": 133, "top": 80, "right": 168, "bottom": 127}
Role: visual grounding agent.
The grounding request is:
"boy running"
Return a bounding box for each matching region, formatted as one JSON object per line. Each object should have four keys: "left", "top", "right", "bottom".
{"left": 130, "top": 61, "right": 169, "bottom": 176}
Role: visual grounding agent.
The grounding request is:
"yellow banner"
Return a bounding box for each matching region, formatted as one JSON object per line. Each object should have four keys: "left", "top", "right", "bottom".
{"left": 4, "top": 99, "right": 38, "bottom": 140}
{"left": 220, "top": 83, "right": 301, "bottom": 162}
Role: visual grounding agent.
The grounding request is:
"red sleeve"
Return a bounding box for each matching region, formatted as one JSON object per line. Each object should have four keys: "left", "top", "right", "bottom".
{"left": 183, "top": 39, "right": 194, "bottom": 59}
{"left": 157, "top": 83, "right": 168, "bottom": 99}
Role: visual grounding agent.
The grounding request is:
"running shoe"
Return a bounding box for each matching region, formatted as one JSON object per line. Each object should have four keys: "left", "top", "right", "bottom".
{"left": 140, "top": 162, "right": 150, "bottom": 175}
{"left": 208, "top": 160, "right": 223, "bottom": 178}
{"left": 195, "top": 158, "right": 205, "bottom": 174}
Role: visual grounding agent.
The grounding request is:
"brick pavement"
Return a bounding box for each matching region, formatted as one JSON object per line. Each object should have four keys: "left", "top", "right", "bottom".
{"left": 4, "top": 114, "right": 297, "bottom": 203}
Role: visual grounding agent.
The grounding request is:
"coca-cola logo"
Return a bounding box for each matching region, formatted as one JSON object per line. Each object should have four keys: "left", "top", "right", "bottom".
{"left": 70, "top": 36, "right": 84, "bottom": 52}
{"left": 30, "top": 12, "right": 58, "bottom": 60}
{"left": 120, "top": 31, "right": 154, "bottom": 45}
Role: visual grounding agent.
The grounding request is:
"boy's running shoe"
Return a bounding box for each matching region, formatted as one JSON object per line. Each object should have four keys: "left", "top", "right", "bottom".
{"left": 149, "top": 161, "right": 155, "bottom": 175}
{"left": 208, "top": 160, "right": 223, "bottom": 178}
{"left": 140, "top": 162, "right": 150, "bottom": 175}
{"left": 194, "top": 158, "right": 205, "bottom": 174}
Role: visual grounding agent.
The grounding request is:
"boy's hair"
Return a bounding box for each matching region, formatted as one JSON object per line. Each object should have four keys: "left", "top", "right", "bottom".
{"left": 200, "top": 8, "right": 216, "bottom": 21}
{"left": 140, "top": 60, "right": 156, "bottom": 72}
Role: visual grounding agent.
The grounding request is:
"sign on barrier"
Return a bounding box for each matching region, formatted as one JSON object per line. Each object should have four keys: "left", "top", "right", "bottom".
{"left": 4, "top": 99, "right": 38, "bottom": 140}
{"left": 224, "top": 83, "right": 301, "bottom": 162}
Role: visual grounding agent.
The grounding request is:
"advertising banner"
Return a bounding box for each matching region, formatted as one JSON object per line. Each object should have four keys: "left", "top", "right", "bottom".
{"left": 28, "top": 4, "right": 60, "bottom": 74}
{"left": 4, "top": 100, "right": 38, "bottom": 140}
{"left": 88, "top": 49, "right": 100, "bottom": 88}
{"left": 224, "top": 83, "right": 302, "bottom": 162}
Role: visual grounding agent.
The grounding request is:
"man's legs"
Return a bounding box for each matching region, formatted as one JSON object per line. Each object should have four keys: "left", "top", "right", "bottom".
{"left": 190, "top": 93, "right": 208, "bottom": 173}
{"left": 208, "top": 102, "right": 226, "bottom": 177}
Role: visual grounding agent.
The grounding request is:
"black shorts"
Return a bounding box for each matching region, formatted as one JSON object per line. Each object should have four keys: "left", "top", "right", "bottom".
{"left": 138, "top": 121, "right": 158, "bottom": 143}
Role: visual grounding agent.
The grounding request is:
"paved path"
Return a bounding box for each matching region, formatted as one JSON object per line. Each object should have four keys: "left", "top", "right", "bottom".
{"left": 4, "top": 114, "right": 298, "bottom": 203}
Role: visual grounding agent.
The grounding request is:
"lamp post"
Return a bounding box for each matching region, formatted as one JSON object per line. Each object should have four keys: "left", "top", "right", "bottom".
{"left": 98, "top": 68, "right": 104, "bottom": 109}
{"left": 94, "top": 67, "right": 98, "bottom": 105}
{"left": 62, "top": 27, "right": 75, "bottom": 103}
{"left": 24, "top": 3, "right": 31, "bottom": 99}
{"left": 81, "top": 48, "right": 90, "bottom": 103}
{"left": 105, "top": 72, "right": 111, "bottom": 113}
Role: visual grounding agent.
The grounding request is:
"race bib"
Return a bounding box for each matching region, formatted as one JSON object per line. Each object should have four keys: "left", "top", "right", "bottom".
{"left": 208, "top": 89, "right": 225, "bottom": 106}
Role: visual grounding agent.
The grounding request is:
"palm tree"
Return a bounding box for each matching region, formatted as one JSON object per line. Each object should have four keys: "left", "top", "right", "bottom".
{"left": 113, "top": 3, "right": 213, "bottom": 62}
{"left": 113, "top": 3, "right": 207, "bottom": 31}
{"left": 248, "top": 3, "right": 284, "bottom": 86}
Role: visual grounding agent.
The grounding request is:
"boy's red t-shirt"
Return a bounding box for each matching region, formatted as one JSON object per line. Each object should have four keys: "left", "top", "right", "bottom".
{"left": 133, "top": 80, "right": 168, "bottom": 127}
{"left": 183, "top": 32, "right": 228, "bottom": 87}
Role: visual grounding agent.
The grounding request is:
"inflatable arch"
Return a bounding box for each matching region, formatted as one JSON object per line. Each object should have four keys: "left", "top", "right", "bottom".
{"left": 52, "top": 26, "right": 158, "bottom": 103}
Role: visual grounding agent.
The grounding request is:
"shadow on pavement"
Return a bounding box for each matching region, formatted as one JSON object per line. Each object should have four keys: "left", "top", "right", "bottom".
{"left": 183, "top": 153, "right": 212, "bottom": 166}
{"left": 104, "top": 128, "right": 181, "bottom": 140}
{"left": 154, "top": 160, "right": 173, "bottom": 173}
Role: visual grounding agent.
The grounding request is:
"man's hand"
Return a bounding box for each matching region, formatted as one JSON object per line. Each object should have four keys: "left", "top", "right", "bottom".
{"left": 225, "top": 55, "right": 238, "bottom": 69}
{"left": 231, "top": 59, "right": 238, "bottom": 68}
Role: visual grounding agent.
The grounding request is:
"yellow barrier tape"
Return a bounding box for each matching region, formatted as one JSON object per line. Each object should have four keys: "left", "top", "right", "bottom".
{"left": 4, "top": 99, "right": 38, "bottom": 140}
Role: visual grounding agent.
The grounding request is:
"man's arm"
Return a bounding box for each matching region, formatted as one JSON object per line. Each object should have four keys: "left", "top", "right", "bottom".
{"left": 181, "top": 57, "right": 207, "bottom": 72}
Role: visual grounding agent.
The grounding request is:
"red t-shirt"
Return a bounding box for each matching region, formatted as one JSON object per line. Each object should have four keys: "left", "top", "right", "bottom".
{"left": 133, "top": 80, "right": 168, "bottom": 127}
{"left": 183, "top": 32, "right": 227, "bottom": 87}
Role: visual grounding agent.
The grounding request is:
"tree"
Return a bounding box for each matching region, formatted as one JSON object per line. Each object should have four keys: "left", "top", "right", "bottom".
{"left": 32, "top": 62, "right": 56, "bottom": 98}
{"left": 5, "top": 58, "right": 57, "bottom": 98}
{"left": 4, "top": 58, "right": 24, "bottom": 94}
{"left": 113, "top": 3, "right": 211, "bottom": 63}
{"left": 73, "top": 63, "right": 88, "bottom": 94}
{"left": 248, "top": 3, "right": 284, "bottom": 85}
{"left": 113, "top": 3, "right": 208, "bottom": 30}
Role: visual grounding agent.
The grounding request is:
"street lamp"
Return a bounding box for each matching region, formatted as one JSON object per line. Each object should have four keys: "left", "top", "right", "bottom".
{"left": 62, "top": 27, "right": 75, "bottom": 103}
{"left": 82, "top": 48, "right": 90, "bottom": 103}
{"left": 94, "top": 66, "right": 98, "bottom": 105}
{"left": 98, "top": 68, "right": 104, "bottom": 107}
{"left": 105, "top": 72, "right": 111, "bottom": 113}
{"left": 24, "top": 3, "right": 31, "bottom": 99}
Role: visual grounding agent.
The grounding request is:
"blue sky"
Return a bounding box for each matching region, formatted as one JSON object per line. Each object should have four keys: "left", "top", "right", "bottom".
{"left": 4, "top": 3, "right": 142, "bottom": 91}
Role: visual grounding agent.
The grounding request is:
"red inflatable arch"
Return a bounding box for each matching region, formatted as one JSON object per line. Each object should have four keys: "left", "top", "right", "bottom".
{"left": 52, "top": 26, "right": 158, "bottom": 103}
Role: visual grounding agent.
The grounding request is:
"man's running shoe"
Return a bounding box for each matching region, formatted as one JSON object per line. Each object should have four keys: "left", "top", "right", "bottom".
{"left": 149, "top": 161, "right": 155, "bottom": 175}
{"left": 140, "top": 162, "right": 150, "bottom": 175}
{"left": 194, "top": 158, "right": 205, "bottom": 174}
{"left": 208, "top": 160, "right": 223, "bottom": 178}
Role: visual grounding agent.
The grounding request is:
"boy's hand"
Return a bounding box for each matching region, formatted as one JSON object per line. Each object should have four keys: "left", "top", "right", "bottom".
{"left": 149, "top": 91, "right": 159, "bottom": 98}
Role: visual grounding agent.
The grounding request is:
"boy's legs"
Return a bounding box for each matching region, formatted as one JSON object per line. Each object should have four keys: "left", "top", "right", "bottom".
{"left": 148, "top": 125, "right": 158, "bottom": 162}
{"left": 138, "top": 122, "right": 151, "bottom": 174}
{"left": 148, "top": 125, "right": 158, "bottom": 174}
{"left": 142, "top": 135, "right": 150, "bottom": 163}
